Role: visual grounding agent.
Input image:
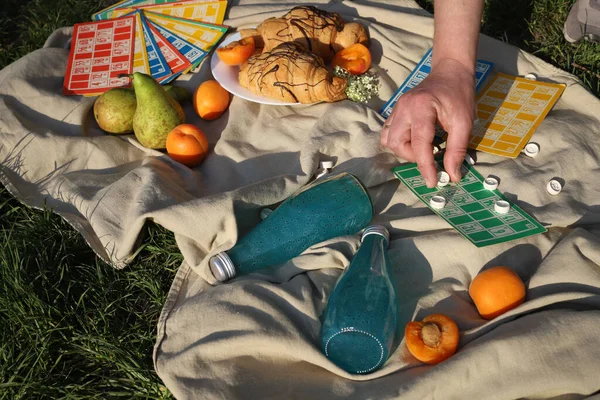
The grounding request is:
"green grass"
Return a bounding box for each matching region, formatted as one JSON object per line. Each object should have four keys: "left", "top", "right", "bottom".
{"left": 417, "top": 0, "right": 600, "bottom": 95}
{"left": 0, "top": 0, "right": 599, "bottom": 398}
{"left": 1, "top": 184, "right": 180, "bottom": 399}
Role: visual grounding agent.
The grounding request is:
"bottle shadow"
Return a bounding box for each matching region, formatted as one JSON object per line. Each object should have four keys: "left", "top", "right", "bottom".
{"left": 387, "top": 239, "right": 433, "bottom": 353}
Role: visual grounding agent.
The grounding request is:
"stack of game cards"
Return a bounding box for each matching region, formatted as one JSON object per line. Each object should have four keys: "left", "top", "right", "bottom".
{"left": 63, "top": 0, "right": 229, "bottom": 96}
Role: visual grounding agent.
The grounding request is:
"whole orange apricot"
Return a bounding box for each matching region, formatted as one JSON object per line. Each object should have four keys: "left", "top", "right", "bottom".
{"left": 469, "top": 266, "right": 526, "bottom": 320}
{"left": 193, "top": 80, "right": 230, "bottom": 121}
{"left": 166, "top": 124, "right": 209, "bottom": 167}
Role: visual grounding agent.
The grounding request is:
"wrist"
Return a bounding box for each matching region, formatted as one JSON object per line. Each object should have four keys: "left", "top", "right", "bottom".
{"left": 431, "top": 53, "right": 476, "bottom": 76}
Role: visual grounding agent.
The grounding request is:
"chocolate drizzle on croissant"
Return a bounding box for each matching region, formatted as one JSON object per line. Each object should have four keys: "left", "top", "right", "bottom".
{"left": 240, "top": 6, "right": 369, "bottom": 62}
{"left": 238, "top": 42, "right": 347, "bottom": 104}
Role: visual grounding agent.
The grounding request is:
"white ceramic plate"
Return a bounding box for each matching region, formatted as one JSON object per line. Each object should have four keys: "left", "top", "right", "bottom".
{"left": 210, "top": 31, "right": 300, "bottom": 106}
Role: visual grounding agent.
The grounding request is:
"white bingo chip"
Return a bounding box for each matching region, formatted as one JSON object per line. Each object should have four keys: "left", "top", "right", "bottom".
{"left": 430, "top": 195, "right": 446, "bottom": 209}
{"left": 260, "top": 208, "right": 273, "bottom": 220}
{"left": 494, "top": 200, "right": 511, "bottom": 214}
{"left": 319, "top": 160, "right": 335, "bottom": 169}
{"left": 464, "top": 154, "right": 475, "bottom": 166}
{"left": 483, "top": 177, "right": 499, "bottom": 190}
{"left": 437, "top": 171, "right": 450, "bottom": 187}
{"left": 547, "top": 179, "right": 562, "bottom": 195}
{"left": 524, "top": 73, "right": 537, "bottom": 80}
{"left": 524, "top": 142, "right": 540, "bottom": 158}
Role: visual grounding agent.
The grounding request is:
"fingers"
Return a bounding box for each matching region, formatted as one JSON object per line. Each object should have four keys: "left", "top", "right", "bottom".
{"left": 443, "top": 114, "right": 472, "bottom": 182}
{"left": 381, "top": 92, "right": 438, "bottom": 187}
{"left": 411, "top": 110, "right": 438, "bottom": 188}
{"left": 380, "top": 112, "right": 394, "bottom": 147}
{"left": 381, "top": 109, "right": 414, "bottom": 161}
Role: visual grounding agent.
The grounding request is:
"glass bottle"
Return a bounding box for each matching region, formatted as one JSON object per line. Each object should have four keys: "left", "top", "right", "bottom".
{"left": 320, "top": 225, "right": 398, "bottom": 374}
{"left": 209, "top": 172, "right": 373, "bottom": 282}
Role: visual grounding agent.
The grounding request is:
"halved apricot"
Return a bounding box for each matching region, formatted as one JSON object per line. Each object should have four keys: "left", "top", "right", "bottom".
{"left": 405, "top": 314, "right": 459, "bottom": 365}
{"left": 331, "top": 43, "right": 372, "bottom": 75}
{"left": 216, "top": 36, "right": 256, "bottom": 66}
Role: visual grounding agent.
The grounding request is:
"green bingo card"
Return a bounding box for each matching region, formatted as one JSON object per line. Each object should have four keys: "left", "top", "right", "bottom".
{"left": 392, "top": 161, "right": 547, "bottom": 247}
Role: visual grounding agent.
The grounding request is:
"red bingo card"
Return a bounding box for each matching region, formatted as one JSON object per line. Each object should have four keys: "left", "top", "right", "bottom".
{"left": 63, "top": 15, "right": 136, "bottom": 96}
{"left": 147, "top": 21, "right": 192, "bottom": 82}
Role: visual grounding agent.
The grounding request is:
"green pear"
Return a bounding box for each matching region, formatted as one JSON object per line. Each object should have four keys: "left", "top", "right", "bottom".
{"left": 131, "top": 72, "right": 185, "bottom": 149}
{"left": 93, "top": 88, "right": 137, "bottom": 134}
{"left": 164, "top": 85, "right": 192, "bottom": 104}
{"left": 94, "top": 85, "right": 191, "bottom": 135}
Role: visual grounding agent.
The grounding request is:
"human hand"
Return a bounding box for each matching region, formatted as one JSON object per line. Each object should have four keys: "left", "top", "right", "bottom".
{"left": 381, "top": 58, "right": 477, "bottom": 188}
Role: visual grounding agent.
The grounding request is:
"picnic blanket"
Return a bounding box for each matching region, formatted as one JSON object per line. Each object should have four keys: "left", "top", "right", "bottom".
{"left": 2, "top": 0, "right": 600, "bottom": 398}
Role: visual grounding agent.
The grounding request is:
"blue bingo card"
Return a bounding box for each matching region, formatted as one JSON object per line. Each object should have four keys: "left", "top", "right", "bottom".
{"left": 148, "top": 20, "right": 208, "bottom": 70}
{"left": 380, "top": 48, "right": 494, "bottom": 119}
{"left": 138, "top": 11, "right": 171, "bottom": 80}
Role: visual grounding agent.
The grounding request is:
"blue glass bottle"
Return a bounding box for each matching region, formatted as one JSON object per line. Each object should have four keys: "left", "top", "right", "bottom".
{"left": 209, "top": 172, "right": 373, "bottom": 282}
{"left": 320, "top": 225, "right": 398, "bottom": 374}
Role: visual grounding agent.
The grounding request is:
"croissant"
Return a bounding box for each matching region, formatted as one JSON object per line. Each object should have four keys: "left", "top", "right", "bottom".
{"left": 240, "top": 6, "right": 368, "bottom": 63}
{"left": 238, "top": 42, "right": 347, "bottom": 104}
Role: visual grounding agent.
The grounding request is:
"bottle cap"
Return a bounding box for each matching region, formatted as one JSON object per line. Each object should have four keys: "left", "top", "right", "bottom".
{"left": 320, "top": 160, "right": 335, "bottom": 169}
{"left": 494, "top": 200, "right": 510, "bottom": 214}
{"left": 483, "top": 177, "right": 499, "bottom": 190}
{"left": 430, "top": 195, "right": 446, "bottom": 209}
{"left": 547, "top": 179, "right": 562, "bottom": 195}
{"left": 464, "top": 154, "right": 475, "bottom": 166}
{"left": 524, "top": 142, "right": 540, "bottom": 158}
{"left": 209, "top": 252, "right": 236, "bottom": 283}
{"left": 361, "top": 225, "right": 390, "bottom": 244}
{"left": 437, "top": 171, "right": 450, "bottom": 187}
{"left": 260, "top": 208, "right": 273, "bottom": 220}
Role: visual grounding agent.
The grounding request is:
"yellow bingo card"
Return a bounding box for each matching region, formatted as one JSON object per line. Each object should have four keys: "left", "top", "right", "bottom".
{"left": 469, "top": 73, "right": 565, "bottom": 158}
{"left": 143, "top": 11, "right": 227, "bottom": 51}
{"left": 114, "top": 0, "right": 227, "bottom": 24}
{"left": 132, "top": 12, "right": 151, "bottom": 74}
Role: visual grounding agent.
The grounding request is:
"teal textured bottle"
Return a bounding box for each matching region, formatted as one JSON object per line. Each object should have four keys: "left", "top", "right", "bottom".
{"left": 320, "top": 225, "right": 398, "bottom": 374}
{"left": 209, "top": 172, "right": 373, "bottom": 282}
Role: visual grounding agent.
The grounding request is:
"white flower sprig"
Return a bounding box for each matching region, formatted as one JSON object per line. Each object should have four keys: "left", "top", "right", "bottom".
{"left": 333, "top": 66, "right": 381, "bottom": 103}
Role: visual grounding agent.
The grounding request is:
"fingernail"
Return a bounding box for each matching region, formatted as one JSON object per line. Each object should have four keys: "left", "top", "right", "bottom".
{"left": 424, "top": 177, "right": 434, "bottom": 188}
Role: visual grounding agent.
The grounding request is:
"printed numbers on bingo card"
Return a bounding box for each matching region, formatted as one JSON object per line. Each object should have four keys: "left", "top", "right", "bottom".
{"left": 91, "top": 72, "right": 108, "bottom": 81}
{"left": 110, "top": 77, "right": 128, "bottom": 85}
{"left": 74, "top": 59, "right": 91, "bottom": 67}
{"left": 489, "top": 226, "right": 515, "bottom": 238}
{"left": 78, "top": 38, "right": 94, "bottom": 46}
{"left": 111, "top": 62, "right": 129, "bottom": 70}
{"left": 97, "top": 29, "right": 112, "bottom": 39}
{"left": 116, "top": 19, "right": 132, "bottom": 27}
{"left": 93, "top": 57, "right": 110, "bottom": 66}
{"left": 202, "top": 31, "right": 217, "bottom": 41}
{"left": 460, "top": 222, "right": 484, "bottom": 233}
{"left": 76, "top": 45, "right": 93, "bottom": 54}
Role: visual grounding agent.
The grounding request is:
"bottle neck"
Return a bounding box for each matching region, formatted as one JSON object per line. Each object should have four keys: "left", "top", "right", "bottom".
{"left": 361, "top": 226, "right": 389, "bottom": 245}
{"left": 355, "top": 234, "right": 388, "bottom": 275}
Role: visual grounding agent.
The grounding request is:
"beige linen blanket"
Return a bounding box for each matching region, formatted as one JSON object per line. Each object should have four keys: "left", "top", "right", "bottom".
{"left": 2, "top": 0, "right": 600, "bottom": 398}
